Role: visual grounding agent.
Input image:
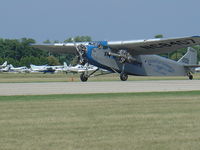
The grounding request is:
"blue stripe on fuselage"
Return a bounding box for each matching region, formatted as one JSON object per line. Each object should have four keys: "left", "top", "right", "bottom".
{"left": 86, "top": 41, "right": 114, "bottom": 71}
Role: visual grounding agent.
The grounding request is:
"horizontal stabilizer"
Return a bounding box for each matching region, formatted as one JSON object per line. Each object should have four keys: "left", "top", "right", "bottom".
{"left": 184, "top": 65, "right": 200, "bottom": 68}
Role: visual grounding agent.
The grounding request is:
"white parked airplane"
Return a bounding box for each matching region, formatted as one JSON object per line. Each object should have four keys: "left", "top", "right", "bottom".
{"left": 65, "top": 63, "right": 98, "bottom": 73}
{"left": 195, "top": 67, "right": 200, "bottom": 72}
{"left": 30, "top": 63, "right": 65, "bottom": 73}
{"left": 9, "top": 64, "right": 31, "bottom": 73}
{"left": 0, "top": 61, "right": 8, "bottom": 69}
{"left": 0, "top": 65, "right": 10, "bottom": 72}
{"left": 30, "top": 64, "right": 55, "bottom": 73}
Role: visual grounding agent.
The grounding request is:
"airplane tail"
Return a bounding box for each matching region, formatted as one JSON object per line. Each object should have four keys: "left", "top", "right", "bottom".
{"left": 3, "top": 65, "right": 10, "bottom": 72}
{"left": 63, "top": 62, "right": 68, "bottom": 68}
{"left": 30, "top": 64, "right": 36, "bottom": 70}
{"left": 178, "top": 47, "right": 197, "bottom": 65}
{"left": 2, "top": 61, "right": 7, "bottom": 67}
{"left": 9, "top": 64, "right": 14, "bottom": 68}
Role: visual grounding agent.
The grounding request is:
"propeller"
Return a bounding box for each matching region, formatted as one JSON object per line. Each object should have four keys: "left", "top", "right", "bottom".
{"left": 72, "top": 39, "right": 87, "bottom": 65}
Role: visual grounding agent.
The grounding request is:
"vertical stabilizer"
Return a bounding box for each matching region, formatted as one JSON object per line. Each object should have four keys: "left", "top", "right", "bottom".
{"left": 63, "top": 62, "right": 68, "bottom": 68}
{"left": 2, "top": 61, "right": 7, "bottom": 67}
{"left": 178, "top": 47, "right": 197, "bottom": 65}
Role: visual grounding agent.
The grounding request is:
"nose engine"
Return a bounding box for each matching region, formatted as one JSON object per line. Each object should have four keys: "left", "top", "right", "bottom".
{"left": 75, "top": 44, "right": 87, "bottom": 65}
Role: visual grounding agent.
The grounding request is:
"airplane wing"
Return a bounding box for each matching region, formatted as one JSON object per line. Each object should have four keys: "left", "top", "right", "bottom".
{"left": 32, "top": 36, "right": 200, "bottom": 55}
{"left": 183, "top": 65, "right": 200, "bottom": 68}
{"left": 32, "top": 43, "right": 77, "bottom": 54}
{"left": 108, "top": 36, "right": 200, "bottom": 55}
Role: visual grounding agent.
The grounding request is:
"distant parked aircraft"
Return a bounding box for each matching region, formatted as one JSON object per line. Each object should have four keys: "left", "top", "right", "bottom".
{"left": 30, "top": 63, "right": 65, "bottom": 73}
{"left": 0, "top": 61, "right": 7, "bottom": 69}
{"left": 9, "top": 64, "right": 31, "bottom": 73}
{"left": 195, "top": 67, "right": 200, "bottom": 72}
{"left": 65, "top": 63, "right": 98, "bottom": 74}
{"left": 30, "top": 64, "right": 56, "bottom": 73}
{"left": 0, "top": 65, "right": 10, "bottom": 72}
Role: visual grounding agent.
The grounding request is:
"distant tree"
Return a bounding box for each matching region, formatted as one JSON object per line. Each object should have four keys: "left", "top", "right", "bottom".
{"left": 39, "top": 57, "right": 49, "bottom": 65}
{"left": 53, "top": 40, "right": 60, "bottom": 43}
{"left": 56, "top": 54, "right": 75, "bottom": 65}
{"left": 0, "top": 36, "right": 94, "bottom": 67}
{"left": 43, "top": 40, "right": 51, "bottom": 44}
{"left": 20, "top": 56, "right": 31, "bottom": 66}
{"left": 6, "top": 57, "right": 19, "bottom": 66}
{"left": 47, "top": 56, "right": 60, "bottom": 65}
{"left": 154, "top": 34, "right": 164, "bottom": 38}
{"left": 19, "top": 56, "right": 48, "bottom": 67}
{"left": 170, "top": 52, "right": 183, "bottom": 61}
{"left": 193, "top": 45, "right": 200, "bottom": 63}
{"left": 0, "top": 57, "right": 4, "bottom": 65}
{"left": 21, "top": 38, "right": 36, "bottom": 45}
{"left": 71, "top": 57, "right": 79, "bottom": 65}
{"left": 0, "top": 38, "right": 49, "bottom": 66}
{"left": 64, "top": 37, "right": 73, "bottom": 43}
{"left": 74, "top": 36, "right": 92, "bottom": 42}
{"left": 64, "top": 36, "right": 92, "bottom": 42}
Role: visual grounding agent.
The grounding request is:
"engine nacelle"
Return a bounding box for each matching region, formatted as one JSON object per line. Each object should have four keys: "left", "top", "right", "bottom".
{"left": 105, "top": 50, "right": 136, "bottom": 63}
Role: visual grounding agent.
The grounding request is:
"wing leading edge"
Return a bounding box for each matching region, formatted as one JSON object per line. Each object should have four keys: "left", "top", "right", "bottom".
{"left": 32, "top": 43, "right": 77, "bottom": 54}
{"left": 32, "top": 36, "right": 200, "bottom": 55}
{"left": 108, "top": 36, "right": 200, "bottom": 55}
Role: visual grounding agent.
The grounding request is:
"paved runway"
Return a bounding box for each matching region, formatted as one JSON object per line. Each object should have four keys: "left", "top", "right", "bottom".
{"left": 0, "top": 80, "right": 200, "bottom": 96}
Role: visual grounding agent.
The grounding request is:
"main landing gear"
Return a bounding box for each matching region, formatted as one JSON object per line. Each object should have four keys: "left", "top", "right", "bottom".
{"left": 80, "top": 70, "right": 129, "bottom": 82}
{"left": 188, "top": 73, "right": 193, "bottom": 80}
{"left": 105, "top": 50, "right": 136, "bottom": 82}
{"left": 120, "top": 73, "right": 128, "bottom": 81}
{"left": 119, "top": 62, "right": 128, "bottom": 81}
{"left": 80, "top": 73, "right": 88, "bottom": 82}
{"left": 80, "top": 68, "right": 99, "bottom": 82}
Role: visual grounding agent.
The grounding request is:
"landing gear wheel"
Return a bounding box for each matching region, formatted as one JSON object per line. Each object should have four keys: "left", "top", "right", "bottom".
{"left": 188, "top": 74, "right": 193, "bottom": 80}
{"left": 80, "top": 73, "right": 88, "bottom": 82}
{"left": 120, "top": 73, "right": 128, "bottom": 81}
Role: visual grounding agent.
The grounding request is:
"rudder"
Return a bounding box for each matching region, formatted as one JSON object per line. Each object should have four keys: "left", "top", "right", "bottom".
{"left": 177, "top": 47, "right": 197, "bottom": 65}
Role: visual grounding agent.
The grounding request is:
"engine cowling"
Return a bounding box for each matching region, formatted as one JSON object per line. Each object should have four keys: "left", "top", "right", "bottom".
{"left": 75, "top": 44, "right": 87, "bottom": 65}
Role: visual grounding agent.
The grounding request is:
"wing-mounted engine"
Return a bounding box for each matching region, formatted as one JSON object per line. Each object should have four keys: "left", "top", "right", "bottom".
{"left": 104, "top": 49, "right": 138, "bottom": 81}
{"left": 105, "top": 50, "right": 136, "bottom": 64}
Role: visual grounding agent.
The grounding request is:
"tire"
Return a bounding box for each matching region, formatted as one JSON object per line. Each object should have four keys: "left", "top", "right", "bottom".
{"left": 189, "top": 74, "right": 193, "bottom": 80}
{"left": 120, "top": 73, "right": 128, "bottom": 81}
{"left": 80, "top": 73, "right": 88, "bottom": 82}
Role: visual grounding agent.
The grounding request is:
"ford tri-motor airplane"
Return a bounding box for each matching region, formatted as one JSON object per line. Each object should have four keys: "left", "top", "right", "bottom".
{"left": 33, "top": 36, "right": 200, "bottom": 82}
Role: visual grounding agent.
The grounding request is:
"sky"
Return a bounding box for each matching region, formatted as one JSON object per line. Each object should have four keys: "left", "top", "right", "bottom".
{"left": 0, "top": 0, "right": 200, "bottom": 43}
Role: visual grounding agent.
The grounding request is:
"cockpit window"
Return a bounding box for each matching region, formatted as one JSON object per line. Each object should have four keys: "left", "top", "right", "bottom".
{"left": 88, "top": 41, "right": 109, "bottom": 49}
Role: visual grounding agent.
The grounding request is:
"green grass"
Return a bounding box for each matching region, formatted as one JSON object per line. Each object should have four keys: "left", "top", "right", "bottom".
{"left": 0, "top": 72, "right": 200, "bottom": 83}
{"left": 1, "top": 91, "right": 200, "bottom": 150}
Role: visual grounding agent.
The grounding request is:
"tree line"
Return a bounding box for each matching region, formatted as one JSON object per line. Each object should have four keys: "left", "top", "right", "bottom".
{"left": 0, "top": 36, "right": 92, "bottom": 67}
{"left": 0, "top": 35, "right": 199, "bottom": 67}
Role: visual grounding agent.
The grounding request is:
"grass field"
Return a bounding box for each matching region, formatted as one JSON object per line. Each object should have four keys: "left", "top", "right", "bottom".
{"left": 0, "top": 72, "right": 200, "bottom": 83}
{"left": 1, "top": 91, "right": 200, "bottom": 150}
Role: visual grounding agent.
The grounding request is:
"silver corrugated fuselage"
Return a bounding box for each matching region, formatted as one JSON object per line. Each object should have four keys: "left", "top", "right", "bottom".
{"left": 90, "top": 47, "right": 186, "bottom": 76}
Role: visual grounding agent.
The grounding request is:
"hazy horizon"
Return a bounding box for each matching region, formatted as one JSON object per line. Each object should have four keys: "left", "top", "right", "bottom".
{"left": 0, "top": 0, "right": 200, "bottom": 43}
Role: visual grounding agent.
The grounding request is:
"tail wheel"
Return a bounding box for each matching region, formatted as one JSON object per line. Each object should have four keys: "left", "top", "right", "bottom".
{"left": 120, "top": 73, "right": 128, "bottom": 81}
{"left": 80, "top": 73, "right": 88, "bottom": 82}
